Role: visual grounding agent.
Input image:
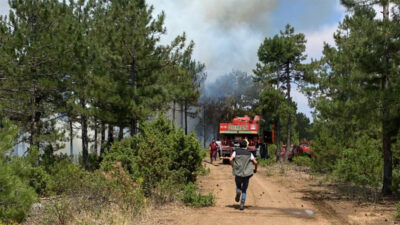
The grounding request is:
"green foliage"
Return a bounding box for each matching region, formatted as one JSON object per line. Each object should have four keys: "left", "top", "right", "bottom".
{"left": 305, "top": 1, "right": 400, "bottom": 193}
{"left": 0, "top": 160, "right": 37, "bottom": 224}
{"left": 0, "top": 0, "right": 204, "bottom": 171}
{"left": 295, "top": 113, "right": 314, "bottom": 141}
{"left": 254, "top": 24, "right": 308, "bottom": 160}
{"left": 48, "top": 159, "right": 86, "bottom": 195}
{"left": 310, "top": 121, "right": 345, "bottom": 172}
{"left": 392, "top": 169, "right": 400, "bottom": 197}
{"left": 258, "top": 158, "right": 275, "bottom": 167}
{"left": 268, "top": 144, "right": 277, "bottom": 159}
{"left": 101, "top": 116, "right": 203, "bottom": 197}
{"left": 180, "top": 183, "right": 215, "bottom": 207}
{"left": 0, "top": 119, "right": 37, "bottom": 223}
{"left": 396, "top": 202, "right": 400, "bottom": 219}
{"left": 28, "top": 166, "right": 53, "bottom": 196}
{"left": 293, "top": 156, "right": 312, "bottom": 167}
{"left": 333, "top": 135, "right": 383, "bottom": 187}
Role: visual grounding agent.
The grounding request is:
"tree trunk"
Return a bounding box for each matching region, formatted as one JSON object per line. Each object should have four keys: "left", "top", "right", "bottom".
{"left": 275, "top": 116, "right": 281, "bottom": 162}
{"left": 30, "top": 116, "right": 34, "bottom": 147}
{"left": 100, "top": 121, "right": 105, "bottom": 156}
{"left": 94, "top": 119, "right": 98, "bottom": 155}
{"left": 284, "top": 64, "right": 292, "bottom": 161}
{"left": 203, "top": 106, "right": 206, "bottom": 148}
{"left": 184, "top": 103, "right": 188, "bottom": 135}
{"left": 381, "top": 1, "right": 392, "bottom": 195}
{"left": 118, "top": 126, "right": 124, "bottom": 141}
{"left": 173, "top": 99, "right": 176, "bottom": 126}
{"left": 180, "top": 103, "right": 184, "bottom": 129}
{"left": 108, "top": 124, "right": 114, "bottom": 148}
{"left": 130, "top": 52, "right": 137, "bottom": 137}
{"left": 81, "top": 100, "right": 89, "bottom": 170}
{"left": 70, "top": 119, "right": 73, "bottom": 158}
{"left": 30, "top": 109, "right": 41, "bottom": 150}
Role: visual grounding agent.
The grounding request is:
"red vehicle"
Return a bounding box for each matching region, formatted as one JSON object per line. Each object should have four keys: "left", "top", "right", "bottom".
{"left": 219, "top": 115, "right": 274, "bottom": 163}
{"left": 280, "top": 141, "right": 312, "bottom": 160}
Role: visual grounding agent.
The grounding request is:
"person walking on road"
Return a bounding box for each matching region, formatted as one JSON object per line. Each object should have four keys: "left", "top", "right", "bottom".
{"left": 209, "top": 138, "right": 218, "bottom": 164}
{"left": 230, "top": 140, "right": 258, "bottom": 210}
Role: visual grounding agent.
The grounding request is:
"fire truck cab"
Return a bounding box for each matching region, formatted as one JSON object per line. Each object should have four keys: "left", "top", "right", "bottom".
{"left": 219, "top": 115, "right": 273, "bottom": 163}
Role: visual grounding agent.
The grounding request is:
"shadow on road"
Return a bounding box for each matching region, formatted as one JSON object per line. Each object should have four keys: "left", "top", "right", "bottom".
{"left": 225, "top": 205, "right": 315, "bottom": 219}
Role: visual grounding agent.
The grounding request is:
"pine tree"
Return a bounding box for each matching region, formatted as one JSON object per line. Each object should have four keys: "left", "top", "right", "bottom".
{"left": 254, "top": 24, "right": 307, "bottom": 160}
{"left": 0, "top": 0, "right": 70, "bottom": 150}
{"left": 307, "top": 0, "right": 400, "bottom": 194}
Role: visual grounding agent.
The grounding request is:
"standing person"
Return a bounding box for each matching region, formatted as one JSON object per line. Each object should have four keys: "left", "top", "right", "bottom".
{"left": 244, "top": 137, "right": 249, "bottom": 149}
{"left": 216, "top": 138, "right": 222, "bottom": 160}
{"left": 230, "top": 140, "right": 258, "bottom": 210}
{"left": 209, "top": 138, "right": 218, "bottom": 164}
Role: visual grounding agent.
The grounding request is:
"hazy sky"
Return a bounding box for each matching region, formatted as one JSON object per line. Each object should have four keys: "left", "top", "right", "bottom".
{"left": 149, "top": 0, "right": 346, "bottom": 119}
{"left": 0, "top": 0, "right": 346, "bottom": 119}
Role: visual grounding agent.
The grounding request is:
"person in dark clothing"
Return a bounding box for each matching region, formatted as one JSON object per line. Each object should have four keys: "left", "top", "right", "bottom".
{"left": 230, "top": 140, "right": 258, "bottom": 210}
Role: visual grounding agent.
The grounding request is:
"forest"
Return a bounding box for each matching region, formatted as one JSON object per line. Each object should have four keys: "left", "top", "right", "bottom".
{"left": 0, "top": 0, "right": 399, "bottom": 224}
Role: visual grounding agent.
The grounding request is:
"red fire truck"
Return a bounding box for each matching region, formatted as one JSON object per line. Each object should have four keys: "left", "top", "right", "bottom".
{"left": 219, "top": 115, "right": 273, "bottom": 163}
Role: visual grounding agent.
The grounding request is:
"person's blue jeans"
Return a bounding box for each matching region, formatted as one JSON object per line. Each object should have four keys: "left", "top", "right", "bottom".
{"left": 235, "top": 176, "right": 250, "bottom": 203}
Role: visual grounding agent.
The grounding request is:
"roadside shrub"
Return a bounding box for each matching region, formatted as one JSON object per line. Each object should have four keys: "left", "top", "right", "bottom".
{"left": 0, "top": 119, "right": 37, "bottom": 223}
{"left": 180, "top": 183, "right": 215, "bottom": 207}
{"left": 29, "top": 166, "right": 53, "bottom": 196}
{"left": 100, "top": 137, "right": 137, "bottom": 174}
{"left": 333, "top": 135, "right": 382, "bottom": 187}
{"left": 311, "top": 123, "right": 343, "bottom": 172}
{"left": 396, "top": 203, "right": 400, "bottom": 219}
{"left": 101, "top": 116, "right": 203, "bottom": 198}
{"left": 293, "top": 156, "right": 312, "bottom": 167}
{"left": 268, "top": 144, "right": 277, "bottom": 159}
{"left": 48, "top": 159, "right": 86, "bottom": 195}
{"left": 392, "top": 169, "right": 400, "bottom": 197}
{"left": 79, "top": 152, "right": 102, "bottom": 171}
{"left": 258, "top": 158, "right": 275, "bottom": 167}
{"left": 170, "top": 131, "right": 203, "bottom": 183}
{"left": 0, "top": 161, "right": 37, "bottom": 224}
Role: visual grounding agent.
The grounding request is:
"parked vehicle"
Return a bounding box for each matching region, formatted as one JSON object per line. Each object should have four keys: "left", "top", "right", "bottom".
{"left": 280, "top": 141, "right": 313, "bottom": 161}
{"left": 219, "top": 115, "right": 274, "bottom": 163}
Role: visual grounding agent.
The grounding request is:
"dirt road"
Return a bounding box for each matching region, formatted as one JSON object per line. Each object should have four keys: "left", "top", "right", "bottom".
{"left": 149, "top": 161, "right": 334, "bottom": 225}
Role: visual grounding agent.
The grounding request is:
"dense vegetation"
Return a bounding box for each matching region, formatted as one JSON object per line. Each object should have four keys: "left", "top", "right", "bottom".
{"left": 0, "top": 117, "right": 207, "bottom": 223}
{"left": 0, "top": 0, "right": 204, "bottom": 169}
{"left": 0, "top": 0, "right": 209, "bottom": 223}
{"left": 305, "top": 0, "right": 400, "bottom": 194}
{"left": 254, "top": 0, "right": 400, "bottom": 195}
{"left": 1, "top": 0, "right": 400, "bottom": 223}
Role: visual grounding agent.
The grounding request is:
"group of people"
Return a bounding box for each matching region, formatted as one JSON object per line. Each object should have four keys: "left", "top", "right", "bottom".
{"left": 208, "top": 137, "right": 257, "bottom": 210}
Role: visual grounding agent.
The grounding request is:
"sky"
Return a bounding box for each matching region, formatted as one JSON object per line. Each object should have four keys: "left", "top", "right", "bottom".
{"left": 147, "top": 0, "right": 346, "bottom": 120}
{"left": 0, "top": 0, "right": 347, "bottom": 119}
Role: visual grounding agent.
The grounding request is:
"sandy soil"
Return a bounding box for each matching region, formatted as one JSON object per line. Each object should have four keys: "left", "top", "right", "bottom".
{"left": 140, "top": 160, "right": 399, "bottom": 225}
{"left": 143, "top": 161, "right": 334, "bottom": 225}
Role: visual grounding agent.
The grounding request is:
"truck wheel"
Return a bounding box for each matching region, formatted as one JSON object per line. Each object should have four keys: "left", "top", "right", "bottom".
{"left": 223, "top": 159, "right": 229, "bottom": 164}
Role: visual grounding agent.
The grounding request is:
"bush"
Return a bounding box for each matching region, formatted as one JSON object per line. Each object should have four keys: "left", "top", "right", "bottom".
{"left": 268, "top": 144, "right": 277, "bottom": 159}
{"left": 0, "top": 161, "right": 37, "bottom": 223}
{"left": 48, "top": 159, "right": 86, "bottom": 195}
{"left": 392, "top": 169, "right": 400, "bottom": 197}
{"left": 180, "top": 183, "right": 215, "bottom": 207}
{"left": 258, "top": 158, "right": 275, "bottom": 167}
{"left": 293, "top": 156, "right": 312, "bottom": 167}
{"left": 333, "top": 135, "right": 382, "bottom": 187}
{"left": 29, "top": 166, "right": 53, "bottom": 196}
{"left": 0, "top": 119, "right": 37, "bottom": 223}
{"left": 101, "top": 116, "right": 203, "bottom": 198}
{"left": 396, "top": 203, "right": 400, "bottom": 219}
